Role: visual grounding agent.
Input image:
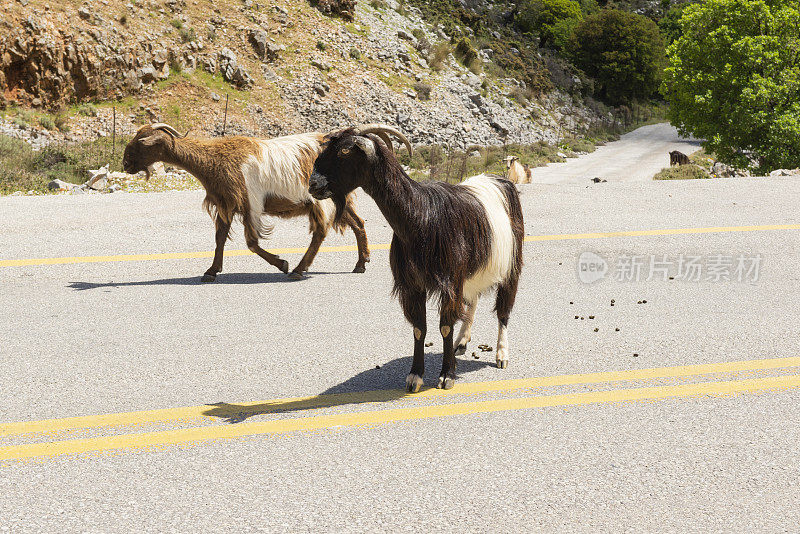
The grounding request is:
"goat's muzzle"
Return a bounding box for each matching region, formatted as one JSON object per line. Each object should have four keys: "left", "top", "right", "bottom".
{"left": 308, "top": 171, "right": 332, "bottom": 200}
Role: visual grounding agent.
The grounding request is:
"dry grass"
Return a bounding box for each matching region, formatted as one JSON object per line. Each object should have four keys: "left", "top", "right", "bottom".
{"left": 653, "top": 164, "right": 710, "bottom": 180}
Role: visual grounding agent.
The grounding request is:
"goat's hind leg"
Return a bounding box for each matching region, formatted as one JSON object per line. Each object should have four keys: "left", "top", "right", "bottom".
{"left": 243, "top": 219, "right": 289, "bottom": 274}
{"left": 343, "top": 206, "right": 370, "bottom": 273}
{"left": 494, "top": 278, "right": 519, "bottom": 369}
{"left": 289, "top": 226, "right": 326, "bottom": 280}
{"left": 202, "top": 215, "right": 232, "bottom": 282}
{"left": 454, "top": 298, "right": 477, "bottom": 356}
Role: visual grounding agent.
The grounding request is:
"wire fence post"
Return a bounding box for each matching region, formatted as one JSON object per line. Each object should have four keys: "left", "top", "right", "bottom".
{"left": 111, "top": 106, "right": 116, "bottom": 162}
{"left": 222, "top": 94, "right": 229, "bottom": 136}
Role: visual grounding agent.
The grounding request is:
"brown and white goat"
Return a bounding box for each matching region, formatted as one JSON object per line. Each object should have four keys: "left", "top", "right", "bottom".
{"left": 122, "top": 124, "right": 370, "bottom": 281}
{"left": 503, "top": 155, "right": 532, "bottom": 184}
{"left": 310, "top": 126, "right": 524, "bottom": 392}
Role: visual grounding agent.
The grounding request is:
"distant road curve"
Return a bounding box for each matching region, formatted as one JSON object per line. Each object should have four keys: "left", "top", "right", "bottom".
{"left": 530, "top": 122, "right": 702, "bottom": 184}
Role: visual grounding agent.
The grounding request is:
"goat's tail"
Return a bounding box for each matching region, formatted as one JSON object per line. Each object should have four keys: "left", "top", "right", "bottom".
{"left": 496, "top": 178, "right": 525, "bottom": 278}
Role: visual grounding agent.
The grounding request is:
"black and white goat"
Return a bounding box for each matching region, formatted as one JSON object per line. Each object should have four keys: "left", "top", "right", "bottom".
{"left": 309, "top": 126, "right": 524, "bottom": 391}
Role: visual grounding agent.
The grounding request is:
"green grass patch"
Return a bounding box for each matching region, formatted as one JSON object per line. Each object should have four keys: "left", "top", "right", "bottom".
{"left": 0, "top": 134, "right": 129, "bottom": 194}
{"left": 344, "top": 22, "right": 369, "bottom": 36}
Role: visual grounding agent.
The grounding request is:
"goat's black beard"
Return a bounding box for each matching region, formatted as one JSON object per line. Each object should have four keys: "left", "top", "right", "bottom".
{"left": 332, "top": 194, "right": 347, "bottom": 225}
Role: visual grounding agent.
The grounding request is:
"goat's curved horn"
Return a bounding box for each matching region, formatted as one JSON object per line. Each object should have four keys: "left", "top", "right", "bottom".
{"left": 151, "top": 123, "right": 190, "bottom": 138}
{"left": 353, "top": 124, "right": 413, "bottom": 155}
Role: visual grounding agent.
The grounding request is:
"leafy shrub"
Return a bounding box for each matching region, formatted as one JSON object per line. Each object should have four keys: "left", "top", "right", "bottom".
{"left": 413, "top": 81, "right": 432, "bottom": 100}
{"left": 170, "top": 18, "right": 183, "bottom": 29}
{"left": 179, "top": 27, "right": 196, "bottom": 43}
{"left": 428, "top": 42, "right": 452, "bottom": 71}
{"left": 38, "top": 115, "right": 55, "bottom": 130}
{"left": 411, "top": 29, "right": 430, "bottom": 54}
{"left": 77, "top": 103, "right": 98, "bottom": 117}
{"left": 54, "top": 114, "right": 70, "bottom": 132}
{"left": 454, "top": 37, "right": 478, "bottom": 66}
{"left": 568, "top": 9, "right": 665, "bottom": 105}
{"left": 314, "top": 0, "right": 357, "bottom": 21}
{"left": 516, "top": 0, "right": 582, "bottom": 49}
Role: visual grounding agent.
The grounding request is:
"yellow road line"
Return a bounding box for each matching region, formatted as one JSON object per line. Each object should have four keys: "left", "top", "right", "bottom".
{"left": 4, "top": 356, "right": 800, "bottom": 438}
{"left": 2, "top": 224, "right": 798, "bottom": 268}
{"left": 2, "top": 374, "right": 798, "bottom": 461}
{"left": 523, "top": 224, "right": 800, "bottom": 241}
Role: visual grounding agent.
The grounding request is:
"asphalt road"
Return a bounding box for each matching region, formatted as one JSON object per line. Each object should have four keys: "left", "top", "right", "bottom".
{"left": 531, "top": 122, "right": 701, "bottom": 184}
{"left": 1, "top": 166, "right": 799, "bottom": 530}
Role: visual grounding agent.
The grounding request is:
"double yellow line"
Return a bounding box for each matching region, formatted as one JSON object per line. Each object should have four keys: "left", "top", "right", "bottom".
{"left": 3, "top": 356, "right": 800, "bottom": 462}
{"left": 2, "top": 224, "right": 798, "bottom": 268}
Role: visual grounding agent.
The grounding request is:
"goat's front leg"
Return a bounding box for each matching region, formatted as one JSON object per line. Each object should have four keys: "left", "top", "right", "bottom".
{"left": 401, "top": 289, "right": 426, "bottom": 393}
{"left": 437, "top": 304, "right": 459, "bottom": 390}
{"left": 454, "top": 299, "right": 478, "bottom": 356}
{"left": 202, "top": 215, "right": 232, "bottom": 282}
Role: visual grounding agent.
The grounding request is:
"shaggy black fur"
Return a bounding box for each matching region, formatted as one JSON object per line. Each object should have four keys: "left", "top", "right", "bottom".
{"left": 310, "top": 128, "right": 523, "bottom": 391}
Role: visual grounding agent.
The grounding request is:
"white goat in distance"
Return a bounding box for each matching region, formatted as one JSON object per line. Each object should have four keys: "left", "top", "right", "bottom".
{"left": 503, "top": 155, "right": 532, "bottom": 184}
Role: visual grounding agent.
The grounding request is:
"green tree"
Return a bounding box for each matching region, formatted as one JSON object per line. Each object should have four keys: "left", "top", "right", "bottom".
{"left": 662, "top": 0, "right": 800, "bottom": 172}
{"left": 658, "top": 2, "right": 691, "bottom": 46}
{"left": 517, "top": 0, "right": 583, "bottom": 49}
{"left": 568, "top": 9, "right": 666, "bottom": 105}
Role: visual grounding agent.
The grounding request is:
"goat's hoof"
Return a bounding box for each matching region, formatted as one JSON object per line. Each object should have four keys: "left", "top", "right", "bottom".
{"left": 454, "top": 343, "right": 467, "bottom": 356}
{"left": 278, "top": 260, "right": 289, "bottom": 273}
{"left": 288, "top": 271, "right": 305, "bottom": 280}
{"left": 200, "top": 273, "right": 217, "bottom": 283}
{"left": 352, "top": 264, "right": 366, "bottom": 273}
{"left": 406, "top": 374, "right": 424, "bottom": 393}
{"left": 437, "top": 376, "right": 455, "bottom": 390}
{"left": 497, "top": 359, "right": 508, "bottom": 369}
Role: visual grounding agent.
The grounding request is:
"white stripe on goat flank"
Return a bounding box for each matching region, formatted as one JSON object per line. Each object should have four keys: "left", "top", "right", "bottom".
{"left": 460, "top": 174, "right": 515, "bottom": 302}
{"left": 240, "top": 133, "right": 322, "bottom": 228}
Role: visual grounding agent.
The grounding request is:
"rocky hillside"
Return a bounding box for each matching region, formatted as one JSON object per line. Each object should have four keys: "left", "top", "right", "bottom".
{"left": 1, "top": 0, "right": 610, "bottom": 148}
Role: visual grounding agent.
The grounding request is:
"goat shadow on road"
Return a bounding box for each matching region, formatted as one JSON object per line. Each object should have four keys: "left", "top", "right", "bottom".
{"left": 202, "top": 355, "right": 497, "bottom": 424}
{"left": 67, "top": 271, "right": 348, "bottom": 290}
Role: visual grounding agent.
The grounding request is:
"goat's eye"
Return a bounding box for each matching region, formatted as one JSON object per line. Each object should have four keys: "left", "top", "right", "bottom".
{"left": 340, "top": 148, "right": 350, "bottom": 155}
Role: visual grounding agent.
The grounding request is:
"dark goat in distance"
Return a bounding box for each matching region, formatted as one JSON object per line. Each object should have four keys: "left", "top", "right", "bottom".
{"left": 122, "top": 123, "right": 370, "bottom": 281}
{"left": 310, "top": 126, "right": 524, "bottom": 392}
{"left": 670, "top": 150, "right": 690, "bottom": 166}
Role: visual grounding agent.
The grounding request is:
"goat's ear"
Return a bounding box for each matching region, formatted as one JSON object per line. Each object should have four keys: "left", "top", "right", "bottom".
{"left": 353, "top": 136, "right": 376, "bottom": 161}
{"left": 139, "top": 133, "right": 162, "bottom": 147}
